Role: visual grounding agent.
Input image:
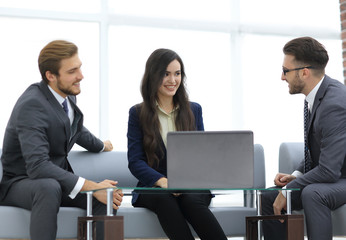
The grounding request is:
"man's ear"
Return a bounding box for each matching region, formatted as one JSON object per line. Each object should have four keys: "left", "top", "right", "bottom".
{"left": 302, "top": 67, "right": 311, "bottom": 78}
{"left": 45, "top": 71, "right": 56, "bottom": 83}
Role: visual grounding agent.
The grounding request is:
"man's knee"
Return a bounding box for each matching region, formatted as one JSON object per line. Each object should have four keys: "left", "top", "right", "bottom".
{"left": 301, "top": 184, "right": 324, "bottom": 207}
{"left": 33, "top": 178, "right": 62, "bottom": 203}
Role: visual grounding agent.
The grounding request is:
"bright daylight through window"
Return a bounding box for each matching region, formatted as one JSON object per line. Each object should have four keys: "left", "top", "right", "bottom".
{"left": 0, "top": 0, "right": 342, "bottom": 185}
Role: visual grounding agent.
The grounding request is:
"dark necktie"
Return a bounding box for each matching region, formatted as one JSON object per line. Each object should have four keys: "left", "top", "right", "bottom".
{"left": 62, "top": 99, "right": 69, "bottom": 115}
{"left": 304, "top": 100, "right": 312, "bottom": 173}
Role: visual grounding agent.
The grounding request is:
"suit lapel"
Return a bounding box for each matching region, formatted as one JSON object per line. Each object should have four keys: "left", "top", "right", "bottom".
{"left": 39, "top": 81, "right": 71, "bottom": 140}
{"left": 67, "top": 96, "right": 84, "bottom": 150}
{"left": 307, "top": 75, "right": 330, "bottom": 133}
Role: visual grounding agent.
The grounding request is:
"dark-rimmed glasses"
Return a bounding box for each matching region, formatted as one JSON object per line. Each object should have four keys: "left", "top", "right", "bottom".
{"left": 282, "top": 66, "right": 314, "bottom": 76}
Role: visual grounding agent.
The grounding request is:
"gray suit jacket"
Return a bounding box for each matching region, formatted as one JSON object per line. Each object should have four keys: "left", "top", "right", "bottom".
{"left": 287, "top": 75, "right": 346, "bottom": 190}
{"left": 0, "top": 81, "right": 103, "bottom": 200}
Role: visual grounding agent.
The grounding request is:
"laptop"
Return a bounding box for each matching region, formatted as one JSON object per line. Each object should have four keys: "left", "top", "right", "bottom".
{"left": 167, "top": 131, "right": 254, "bottom": 189}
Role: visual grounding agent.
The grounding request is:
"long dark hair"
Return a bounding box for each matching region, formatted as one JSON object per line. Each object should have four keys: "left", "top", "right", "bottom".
{"left": 139, "top": 48, "right": 195, "bottom": 167}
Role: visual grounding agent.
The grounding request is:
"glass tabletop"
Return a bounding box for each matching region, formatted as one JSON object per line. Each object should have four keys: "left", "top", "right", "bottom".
{"left": 81, "top": 186, "right": 300, "bottom": 195}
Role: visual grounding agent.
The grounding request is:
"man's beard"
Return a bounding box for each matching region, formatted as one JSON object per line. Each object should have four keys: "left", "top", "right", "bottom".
{"left": 289, "top": 73, "right": 305, "bottom": 95}
{"left": 57, "top": 78, "right": 80, "bottom": 96}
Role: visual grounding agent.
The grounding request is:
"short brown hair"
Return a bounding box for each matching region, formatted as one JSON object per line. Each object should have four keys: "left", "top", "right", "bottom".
{"left": 38, "top": 40, "right": 78, "bottom": 83}
{"left": 283, "top": 37, "right": 328, "bottom": 75}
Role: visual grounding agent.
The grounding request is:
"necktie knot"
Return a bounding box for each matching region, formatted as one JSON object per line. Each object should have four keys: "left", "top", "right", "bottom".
{"left": 62, "top": 99, "right": 69, "bottom": 115}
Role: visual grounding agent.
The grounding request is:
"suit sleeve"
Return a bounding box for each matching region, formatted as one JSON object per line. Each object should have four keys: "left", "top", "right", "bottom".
{"left": 191, "top": 102, "right": 204, "bottom": 131}
{"left": 69, "top": 95, "right": 104, "bottom": 152}
{"left": 127, "top": 106, "right": 165, "bottom": 187}
{"left": 76, "top": 126, "right": 104, "bottom": 152}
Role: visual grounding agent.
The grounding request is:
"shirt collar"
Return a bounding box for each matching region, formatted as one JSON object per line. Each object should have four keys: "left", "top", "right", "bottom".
{"left": 48, "top": 85, "right": 67, "bottom": 105}
{"left": 305, "top": 75, "right": 324, "bottom": 111}
{"left": 156, "top": 101, "right": 178, "bottom": 116}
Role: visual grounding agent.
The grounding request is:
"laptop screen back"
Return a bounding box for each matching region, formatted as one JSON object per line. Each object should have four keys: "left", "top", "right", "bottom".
{"left": 167, "top": 131, "right": 254, "bottom": 189}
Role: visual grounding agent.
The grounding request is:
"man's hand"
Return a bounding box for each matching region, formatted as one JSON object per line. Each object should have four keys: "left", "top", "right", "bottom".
{"left": 273, "top": 191, "right": 287, "bottom": 223}
{"left": 82, "top": 179, "right": 123, "bottom": 210}
{"left": 274, "top": 173, "right": 296, "bottom": 187}
{"left": 103, "top": 140, "right": 113, "bottom": 152}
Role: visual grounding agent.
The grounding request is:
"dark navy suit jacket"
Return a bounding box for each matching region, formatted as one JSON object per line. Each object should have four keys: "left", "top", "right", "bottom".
{"left": 127, "top": 102, "right": 204, "bottom": 204}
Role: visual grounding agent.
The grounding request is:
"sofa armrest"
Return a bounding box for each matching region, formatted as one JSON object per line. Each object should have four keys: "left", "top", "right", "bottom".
{"left": 278, "top": 142, "right": 304, "bottom": 174}
{"left": 68, "top": 151, "right": 138, "bottom": 188}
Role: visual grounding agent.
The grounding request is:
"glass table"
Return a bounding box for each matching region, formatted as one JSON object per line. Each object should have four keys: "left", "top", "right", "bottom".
{"left": 79, "top": 187, "right": 301, "bottom": 240}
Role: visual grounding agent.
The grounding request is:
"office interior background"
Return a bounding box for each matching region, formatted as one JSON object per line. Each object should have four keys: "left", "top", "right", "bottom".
{"left": 0, "top": 0, "right": 343, "bottom": 186}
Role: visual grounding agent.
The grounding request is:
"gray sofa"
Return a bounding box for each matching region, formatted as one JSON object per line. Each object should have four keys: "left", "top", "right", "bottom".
{"left": 279, "top": 142, "right": 346, "bottom": 237}
{"left": 0, "top": 144, "right": 265, "bottom": 239}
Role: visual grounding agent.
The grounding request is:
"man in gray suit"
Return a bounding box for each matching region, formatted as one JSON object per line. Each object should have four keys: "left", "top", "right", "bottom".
{"left": 0, "top": 40, "right": 123, "bottom": 240}
{"left": 261, "top": 37, "right": 346, "bottom": 239}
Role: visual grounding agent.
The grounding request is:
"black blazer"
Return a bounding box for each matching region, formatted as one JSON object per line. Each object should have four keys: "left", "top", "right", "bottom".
{"left": 0, "top": 81, "right": 103, "bottom": 200}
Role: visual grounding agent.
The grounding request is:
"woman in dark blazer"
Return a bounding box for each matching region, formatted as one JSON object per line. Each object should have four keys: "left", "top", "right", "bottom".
{"left": 127, "top": 48, "right": 227, "bottom": 240}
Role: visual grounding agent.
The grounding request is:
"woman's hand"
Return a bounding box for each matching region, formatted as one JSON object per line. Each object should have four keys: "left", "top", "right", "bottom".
{"left": 154, "top": 177, "right": 181, "bottom": 196}
{"left": 155, "top": 177, "right": 168, "bottom": 188}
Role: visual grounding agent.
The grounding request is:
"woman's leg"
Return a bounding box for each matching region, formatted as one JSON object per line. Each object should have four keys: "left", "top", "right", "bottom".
{"left": 134, "top": 193, "right": 195, "bottom": 240}
{"left": 178, "top": 193, "right": 227, "bottom": 240}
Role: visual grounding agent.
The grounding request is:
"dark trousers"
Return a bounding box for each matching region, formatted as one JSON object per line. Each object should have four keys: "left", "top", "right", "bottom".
{"left": 134, "top": 192, "right": 227, "bottom": 240}
{"left": 261, "top": 179, "right": 346, "bottom": 240}
{"left": 1, "top": 178, "right": 116, "bottom": 240}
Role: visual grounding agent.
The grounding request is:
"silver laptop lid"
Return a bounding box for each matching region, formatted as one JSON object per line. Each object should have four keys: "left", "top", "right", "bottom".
{"left": 167, "top": 131, "right": 254, "bottom": 189}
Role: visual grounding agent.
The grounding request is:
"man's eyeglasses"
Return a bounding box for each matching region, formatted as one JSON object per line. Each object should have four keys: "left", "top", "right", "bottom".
{"left": 282, "top": 66, "right": 314, "bottom": 76}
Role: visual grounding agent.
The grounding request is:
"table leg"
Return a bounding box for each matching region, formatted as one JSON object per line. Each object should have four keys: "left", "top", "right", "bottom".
{"left": 255, "top": 190, "right": 262, "bottom": 240}
{"left": 246, "top": 215, "right": 304, "bottom": 240}
{"left": 78, "top": 216, "right": 124, "bottom": 240}
{"left": 86, "top": 191, "right": 93, "bottom": 240}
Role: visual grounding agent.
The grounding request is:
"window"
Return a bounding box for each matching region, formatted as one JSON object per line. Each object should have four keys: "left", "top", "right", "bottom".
{"left": 108, "top": 26, "right": 232, "bottom": 149}
{"left": 0, "top": 0, "right": 342, "bottom": 185}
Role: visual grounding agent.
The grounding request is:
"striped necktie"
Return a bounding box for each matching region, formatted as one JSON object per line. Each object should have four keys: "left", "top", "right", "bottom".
{"left": 304, "top": 100, "right": 312, "bottom": 173}
{"left": 62, "top": 99, "right": 69, "bottom": 115}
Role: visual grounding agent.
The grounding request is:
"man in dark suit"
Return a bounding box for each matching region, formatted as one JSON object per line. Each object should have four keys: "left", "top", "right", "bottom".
{"left": 0, "top": 40, "right": 123, "bottom": 240}
{"left": 261, "top": 37, "right": 346, "bottom": 239}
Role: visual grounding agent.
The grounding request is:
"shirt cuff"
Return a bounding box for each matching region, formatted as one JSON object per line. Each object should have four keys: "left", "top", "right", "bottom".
{"left": 100, "top": 143, "right": 105, "bottom": 152}
{"left": 281, "top": 186, "right": 287, "bottom": 198}
{"left": 292, "top": 170, "right": 303, "bottom": 178}
{"left": 69, "top": 177, "right": 85, "bottom": 199}
{"left": 281, "top": 171, "right": 302, "bottom": 199}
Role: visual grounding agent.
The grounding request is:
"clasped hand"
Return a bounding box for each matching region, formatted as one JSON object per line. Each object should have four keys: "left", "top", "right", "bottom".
{"left": 272, "top": 173, "right": 296, "bottom": 222}
{"left": 93, "top": 179, "right": 124, "bottom": 210}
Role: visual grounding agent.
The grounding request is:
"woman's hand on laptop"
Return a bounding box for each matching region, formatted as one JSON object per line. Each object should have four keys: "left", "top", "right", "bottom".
{"left": 155, "top": 177, "right": 181, "bottom": 197}
{"left": 155, "top": 177, "right": 168, "bottom": 188}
